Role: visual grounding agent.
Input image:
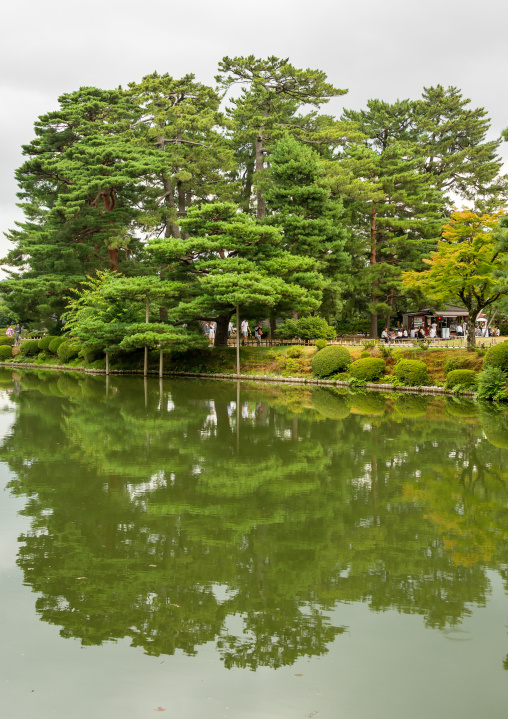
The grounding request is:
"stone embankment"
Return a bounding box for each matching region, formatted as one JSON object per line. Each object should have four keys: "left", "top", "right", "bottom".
{"left": 0, "top": 361, "right": 475, "bottom": 397}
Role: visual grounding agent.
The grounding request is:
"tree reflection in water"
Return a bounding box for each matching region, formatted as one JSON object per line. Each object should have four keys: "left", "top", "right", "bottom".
{"left": 1, "top": 369, "right": 508, "bottom": 670}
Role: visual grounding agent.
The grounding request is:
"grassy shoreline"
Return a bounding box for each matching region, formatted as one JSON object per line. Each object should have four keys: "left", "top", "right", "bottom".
{"left": 0, "top": 343, "right": 488, "bottom": 396}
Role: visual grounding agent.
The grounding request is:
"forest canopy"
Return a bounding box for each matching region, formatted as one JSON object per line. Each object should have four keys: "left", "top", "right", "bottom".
{"left": 3, "top": 56, "right": 508, "bottom": 347}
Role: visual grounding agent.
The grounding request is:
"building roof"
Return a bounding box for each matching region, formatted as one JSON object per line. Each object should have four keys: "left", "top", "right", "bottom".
{"left": 403, "top": 304, "right": 468, "bottom": 318}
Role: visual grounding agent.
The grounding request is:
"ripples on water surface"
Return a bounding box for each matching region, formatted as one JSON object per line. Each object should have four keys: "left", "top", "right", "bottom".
{"left": 0, "top": 369, "right": 507, "bottom": 718}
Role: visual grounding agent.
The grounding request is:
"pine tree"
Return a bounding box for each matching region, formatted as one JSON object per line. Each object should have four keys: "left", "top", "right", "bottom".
{"left": 416, "top": 85, "right": 507, "bottom": 211}
{"left": 2, "top": 87, "right": 148, "bottom": 323}
{"left": 262, "top": 135, "right": 350, "bottom": 320}
{"left": 148, "top": 202, "right": 323, "bottom": 346}
{"left": 332, "top": 100, "right": 443, "bottom": 336}
{"left": 216, "top": 56, "right": 347, "bottom": 218}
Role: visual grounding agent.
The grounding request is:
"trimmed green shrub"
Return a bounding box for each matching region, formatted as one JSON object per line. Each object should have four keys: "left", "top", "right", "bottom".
{"left": 445, "top": 369, "right": 477, "bottom": 390}
{"left": 286, "top": 346, "right": 303, "bottom": 358}
{"left": 57, "top": 340, "right": 81, "bottom": 363}
{"left": 0, "top": 345, "right": 13, "bottom": 360}
{"left": 315, "top": 339, "right": 327, "bottom": 351}
{"left": 483, "top": 340, "right": 508, "bottom": 373}
{"left": 349, "top": 357, "right": 386, "bottom": 381}
{"left": 19, "top": 339, "right": 40, "bottom": 357}
{"left": 393, "top": 359, "right": 430, "bottom": 386}
{"left": 360, "top": 351, "right": 370, "bottom": 359}
{"left": 48, "top": 336, "right": 67, "bottom": 354}
{"left": 0, "top": 336, "right": 14, "bottom": 346}
{"left": 312, "top": 388, "right": 350, "bottom": 420}
{"left": 311, "top": 346, "right": 352, "bottom": 378}
{"left": 38, "top": 336, "right": 54, "bottom": 351}
{"left": 445, "top": 355, "right": 477, "bottom": 374}
{"left": 276, "top": 316, "right": 336, "bottom": 341}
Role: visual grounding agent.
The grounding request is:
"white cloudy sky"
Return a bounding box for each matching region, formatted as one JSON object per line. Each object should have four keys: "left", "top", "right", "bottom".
{"left": 1, "top": 0, "right": 507, "bottom": 262}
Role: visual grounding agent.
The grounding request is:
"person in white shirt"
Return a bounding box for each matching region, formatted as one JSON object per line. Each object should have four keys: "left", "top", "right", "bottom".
{"left": 381, "top": 329, "right": 388, "bottom": 343}
{"left": 241, "top": 319, "right": 250, "bottom": 345}
{"left": 456, "top": 323, "right": 463, "bottom": 337}
{"left": 228, "top": 321, "right": 233, "bottom": 340}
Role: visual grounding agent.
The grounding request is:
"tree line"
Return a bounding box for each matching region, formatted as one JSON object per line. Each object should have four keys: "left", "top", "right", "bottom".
{"left": 3, "top": 55, "right": 508, "bottom": 351}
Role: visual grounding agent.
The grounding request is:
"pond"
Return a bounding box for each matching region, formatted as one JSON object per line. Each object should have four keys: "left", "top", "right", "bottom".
{"left": 0, "top": 368, "right": 507, "bottom": 718}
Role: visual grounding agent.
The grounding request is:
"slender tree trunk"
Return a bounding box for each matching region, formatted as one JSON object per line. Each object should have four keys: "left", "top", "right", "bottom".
{"left": 242, "top": 148, "right": 255, "bottom": 212}
{"left": 467, "top": 309, "right": 476, "bottom": 350}
{"left": 270, "top": 316, "right": 277, "bottom": 340}
{"left": 162, "top": 177, "right": 181, "bottom": 239}
{"left": 101, "top": 188, "right": 119, "bottom": 271}
{"left": 385, "top": 287, "right": 394, "bottom": 330}
{"left": 255, "top": 101, "right": 270, "bottom": 220}
{"left": 214, "top": 314, "right": 231, "bottom": 347}
{"left": 370, "top": 201, "right": 378, "bottom": 338}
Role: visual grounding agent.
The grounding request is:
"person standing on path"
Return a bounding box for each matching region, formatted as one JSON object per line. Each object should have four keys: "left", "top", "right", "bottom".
{"left": 208, "top": 322, "right": 215, "bottom": 346}
{"left": 241, "top": 319, "right": 250, "bottom": 346}
{"left": 14, "top": 323, "right": 21, "bottom": 346}
{"left": 254, "top": 323, "right": 263, "bottom": 346}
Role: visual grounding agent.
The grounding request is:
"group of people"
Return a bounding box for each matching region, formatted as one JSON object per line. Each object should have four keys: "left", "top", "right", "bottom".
{"left": 203, "top": 320, "right": 264, "bottom": 346}
{"left": 381, "top": 328, "right": 409, "bottom": 343}
{"left": 6, "top": 323, "right": 21, "bottom": 345}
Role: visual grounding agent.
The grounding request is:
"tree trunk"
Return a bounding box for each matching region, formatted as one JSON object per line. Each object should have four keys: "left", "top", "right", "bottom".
{"left": 162, "top": 177, "right": 181, "bottom": 239}
{"left": 214, "top": 314, "right": 231, "bottom": 347}
{"left": 467, "top": 311, "right": 476, "bottom": 350}
{"left": 108, "top": 247, "right": 119, "bottom": 272}
{"left": 369, "top": 201, "right": 378, "bottom": 338}
{"left": 101, "top": 187, "right": 119, "bottom": 271}
{"left": 269, "top": 316, "right": 277, "bottom": 340}
{"left": 385, "top": 287, "right": 394, "bottom": 330}
{"left": 241, "top": 147, "right": 255, "bottom": 212}
{"left": 255, "top": 101, "right": 270, "bottom": 220}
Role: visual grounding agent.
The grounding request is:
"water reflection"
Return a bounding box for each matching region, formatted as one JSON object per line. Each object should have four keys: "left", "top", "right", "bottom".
{"left": 1, "top": 369, "right": 508, "bottom": 670}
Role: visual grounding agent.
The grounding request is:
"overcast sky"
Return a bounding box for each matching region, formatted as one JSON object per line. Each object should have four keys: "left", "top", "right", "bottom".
{"left": 1, "top": 0, "right": 507, "bottom": 263}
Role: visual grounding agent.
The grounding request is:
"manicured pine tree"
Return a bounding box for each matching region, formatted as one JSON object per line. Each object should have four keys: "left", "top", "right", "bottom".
{"left": 148, "top": 202, "right": 323, "bottom": 346}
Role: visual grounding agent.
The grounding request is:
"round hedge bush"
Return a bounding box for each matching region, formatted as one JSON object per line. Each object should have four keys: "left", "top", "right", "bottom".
{"left": 48, "top": 336, "right": 67, "bottom": 354}
{"left": 444, "top": 355, "right": 477, "bottom": 374}
{"left": 393, "top": 359, "right": 430, "bottom": 386}
{"left": 483, "top": 340, "right": 508, "bottom": 373}
{"left": 445, "top": 369, "right": 477, "bottom": 390}
{"left": 311, "top": 345, "right": 351, "bottom": 378}
{"left": 0, "top": 336, "right": 14, "bottom": 346}
{"left": 0, "top": 345, "right": 13, "bottom": 360}
{"left": 349, "top": 357, "right": 386, "bottom": 381}
{"left": 19, "top": 339, "right": 41, "bottom": 357}
{"left": 38, "top": 336, "right": 54, "bottom": 351}
{"left": 57, "top": 340, "right": 81, "bottom": 363}
{"left": 315, "top": 339, "right": 327, "bottom": 351}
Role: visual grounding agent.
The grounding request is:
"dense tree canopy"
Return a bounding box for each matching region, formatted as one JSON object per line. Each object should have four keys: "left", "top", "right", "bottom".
{"left": 3, "top": 57, "right": 508, "bottom": 338}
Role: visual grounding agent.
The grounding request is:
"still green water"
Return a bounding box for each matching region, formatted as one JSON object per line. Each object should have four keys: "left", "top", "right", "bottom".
{"left": 0, "top": 368, "right": 507, "bottom": 718}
